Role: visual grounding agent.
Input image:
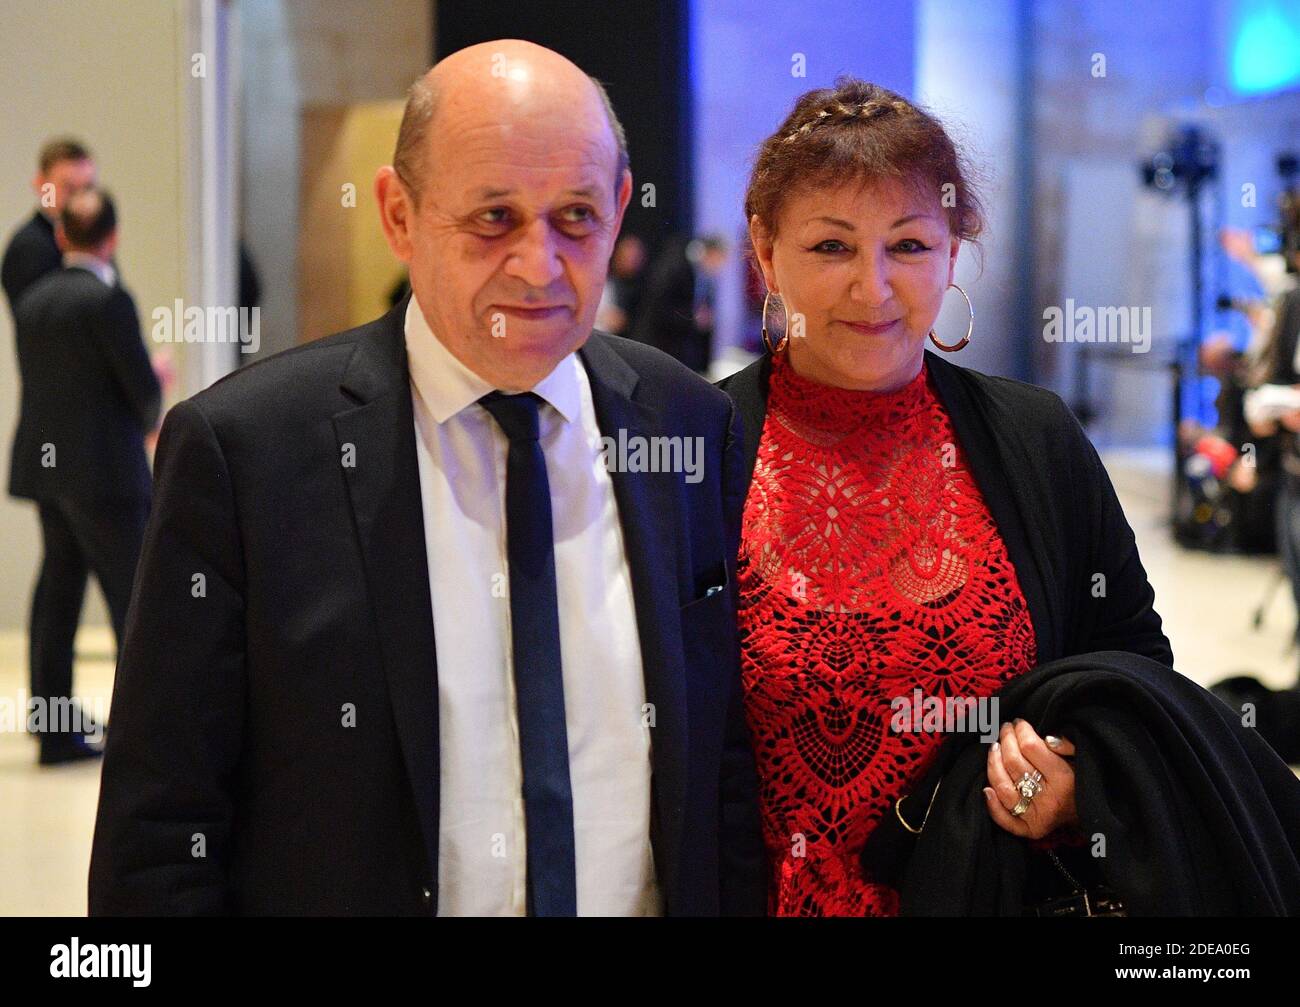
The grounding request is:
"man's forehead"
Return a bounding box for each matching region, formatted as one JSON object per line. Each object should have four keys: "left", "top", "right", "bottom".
{"left": 468, "top": 182, "right": 605, "bottom": 200}
{"left": 49, "top": 159, "right": 95, "bottom": 177}
{"left": 437, "top": 72, "right": 607, "bottom": 126}
{"left": 438, "top": 108, "right": 613, "bottom": 158}
{"left": 432, "top": 79, "right": 615, "bottom": 153}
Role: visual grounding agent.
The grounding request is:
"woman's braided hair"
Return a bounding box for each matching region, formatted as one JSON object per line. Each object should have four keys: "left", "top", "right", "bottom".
{"left": 745, "top": 77, "right": 985, "bottom": 257}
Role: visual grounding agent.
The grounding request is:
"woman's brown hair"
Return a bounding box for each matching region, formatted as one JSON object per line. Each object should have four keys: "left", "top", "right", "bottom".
{"left": 744, "top": 77, "right": 986, "bottom": 263}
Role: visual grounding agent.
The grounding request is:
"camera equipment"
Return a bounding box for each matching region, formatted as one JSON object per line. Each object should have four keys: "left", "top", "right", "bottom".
{"left": 1139, "top": 124, "right": 1222, "bottom": 533}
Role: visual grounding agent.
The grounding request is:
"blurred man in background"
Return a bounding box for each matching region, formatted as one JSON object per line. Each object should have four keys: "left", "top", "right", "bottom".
{"left": 630, "top": 233, "right": 729, "bottom": 375}
{"left": 9, "top": 187, "right": 161, "bottom": 764}
{"left": 595, "top": 233, "right": 646, "bottom": 335}
{"left": 688, "top": 234, "right": 728, "bottom": 374}
{"left": 631, "top": 234, "right": 699, "bottom": 371}
{"left": 2, "top": 138, "right": 97, "bottom": 315}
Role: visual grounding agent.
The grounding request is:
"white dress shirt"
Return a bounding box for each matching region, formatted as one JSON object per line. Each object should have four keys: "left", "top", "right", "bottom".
{"left": 403, "top": 295, "right": 661, "bottom": 916}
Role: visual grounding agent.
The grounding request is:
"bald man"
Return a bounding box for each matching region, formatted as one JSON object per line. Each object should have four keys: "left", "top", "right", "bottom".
{"left": 90, "top": 40, "right": 765, "bottom": 916}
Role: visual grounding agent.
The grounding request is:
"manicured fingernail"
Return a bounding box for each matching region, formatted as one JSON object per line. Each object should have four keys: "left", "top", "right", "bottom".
{"left": 991, "top": 741, "right": 1000, "bottom": 752}
{"left": 983, "top": 788, "right": 995, "bottom": 800}
{"left": 1046, "top": 735, "right": 1061, "bottom": 748}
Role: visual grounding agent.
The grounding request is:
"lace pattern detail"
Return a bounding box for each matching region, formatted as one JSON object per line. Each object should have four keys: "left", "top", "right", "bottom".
{"left": 738, "top": 353, "right": 1037, "bottom": 916}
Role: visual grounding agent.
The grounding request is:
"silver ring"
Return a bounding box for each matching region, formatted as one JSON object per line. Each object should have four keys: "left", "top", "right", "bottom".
{"left": 1016, "top": 771, "right": 1044, "bottom": 802}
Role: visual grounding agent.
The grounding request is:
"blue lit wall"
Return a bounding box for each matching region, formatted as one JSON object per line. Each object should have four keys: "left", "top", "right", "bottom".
{"left": 689, "top": 0, "right": 915, "bottom": 355}
{"left": 1224, "top": 0, "right": 1300, "bottom": 95}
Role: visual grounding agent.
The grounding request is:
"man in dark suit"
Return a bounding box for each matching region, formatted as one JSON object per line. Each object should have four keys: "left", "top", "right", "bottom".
{"left": 90, "top": 39, "right": 765, "bottom": 915}
{"left": 10, "top": 188, "right": 161, "bottom": 765}
{"left": 631, "top": 233, "right": 700, "bottom": 370}
{"left": 2, "top": 138, "right": 97, "bottom": 315}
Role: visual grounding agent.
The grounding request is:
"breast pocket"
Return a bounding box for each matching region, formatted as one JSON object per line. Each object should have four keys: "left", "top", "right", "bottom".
{"left": 678, "top": 583, "right": 738, "bottom": 732}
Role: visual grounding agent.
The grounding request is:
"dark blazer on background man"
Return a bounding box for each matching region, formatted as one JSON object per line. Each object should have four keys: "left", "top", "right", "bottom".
{"left": 717, "top": 350, "right": 1175, "bottom": 669}
{"left": 1, "top": 210, "right": 61, "bottom": 314}
{"left": 89, "top": 296, "right": 766, "bottom": 916}
{"left": 9, "top": 266, "right": 160, "bottom": 502}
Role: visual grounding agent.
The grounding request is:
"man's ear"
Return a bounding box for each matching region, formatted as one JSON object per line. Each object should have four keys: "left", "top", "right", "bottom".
{"left": 53, "top": 223, "right": 67, "bottom": 254}
{"left": 375, "top": 165, "right": 414, "bottom": 263}
{"left": 613, "top": 167, "right": 633, "bottom": 232}
{"left": 748, "top": 214, "right": 778, "bottom": 292}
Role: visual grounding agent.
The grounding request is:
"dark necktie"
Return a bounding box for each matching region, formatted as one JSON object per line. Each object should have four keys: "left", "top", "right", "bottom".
{"left": 477, "top": 391, "right": 577, "bottom": 916}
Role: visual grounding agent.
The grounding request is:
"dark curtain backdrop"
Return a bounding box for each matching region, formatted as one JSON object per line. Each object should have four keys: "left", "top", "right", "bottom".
{"left": 435, "top": 0, "right": 694, "bottom": 249}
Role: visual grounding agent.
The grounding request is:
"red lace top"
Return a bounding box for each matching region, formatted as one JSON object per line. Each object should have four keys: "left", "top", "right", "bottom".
{"left": 737, "top": 352, "right": 1039, "bottom": 916}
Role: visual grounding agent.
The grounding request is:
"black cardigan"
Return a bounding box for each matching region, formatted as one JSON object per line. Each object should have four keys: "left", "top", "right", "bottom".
{"left": 716, "top": 349, "right": 1175, "bottom": 668}
{"left": 718, "top": 352, "right": 1300, "bottom": 915}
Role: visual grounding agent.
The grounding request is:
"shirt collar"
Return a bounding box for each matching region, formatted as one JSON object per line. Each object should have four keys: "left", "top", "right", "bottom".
{"left": 63, "top": 251, "right": 116, "bottom": 288}
{"left": 402, "top": 293, "right": 581, "bottom": 425}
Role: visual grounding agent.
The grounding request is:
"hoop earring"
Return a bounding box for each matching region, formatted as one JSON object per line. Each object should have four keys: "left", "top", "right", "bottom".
{"left": 761, "top": 290, "right": 788, "bottom": 354}
{"left": 928, "top": 283, "right": 973, "bottom": 352}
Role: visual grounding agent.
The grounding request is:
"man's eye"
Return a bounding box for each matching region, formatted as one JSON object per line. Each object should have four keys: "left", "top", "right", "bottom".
{"left": 560, "top": 205, "right": 596, "bottom": 224}
{"left": 477, "top": 208, "right": 511, "bottom": 226}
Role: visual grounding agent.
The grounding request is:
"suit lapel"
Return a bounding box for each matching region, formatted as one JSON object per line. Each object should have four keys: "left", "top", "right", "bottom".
{"left": 578, "top": 334, "right": 689, "bottom": 903}
{"left": 332, "top": 299, "right": 442, "bottom": 890}
{"left": 330, "top": 320, "right": 693, "bottom": 908}
{"left": 718, "top": 354, "right": 771, "bottom": 500}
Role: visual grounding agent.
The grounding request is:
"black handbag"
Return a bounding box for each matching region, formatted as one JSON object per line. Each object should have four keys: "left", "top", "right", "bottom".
{"left": 862, "top": 776, "right": 1129, "bottom": 916}
{"left": 1025, "top": 846, "right": 1128, "bottom": 917}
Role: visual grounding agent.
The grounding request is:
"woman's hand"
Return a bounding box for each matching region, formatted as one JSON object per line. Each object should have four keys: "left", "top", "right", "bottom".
{"left": 983, "top": 719, "right": 1079, "bottom": 840}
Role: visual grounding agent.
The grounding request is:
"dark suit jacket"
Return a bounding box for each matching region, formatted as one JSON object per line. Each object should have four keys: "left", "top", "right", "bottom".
{"left": 89, "top": 297, "right": 766, "bottom": 916}
{"left": 8, "top": 266, "right": 160, "bottom": 502}
{"left": 717, "top": 350, "right": 1174, "bottom": 668}
{"left": 1, "top": 210, "right": 61, "bottom": 315}
{"left": 630, "top": 236, "right": 704, "bottom": 371}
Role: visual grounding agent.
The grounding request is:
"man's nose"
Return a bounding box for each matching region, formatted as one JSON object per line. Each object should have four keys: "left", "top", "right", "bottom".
{"left": 849, "top": 252, "right": 893, "bottom": 305}
{"left": 504, "top": 217, "right": 564, "bottom": 288}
